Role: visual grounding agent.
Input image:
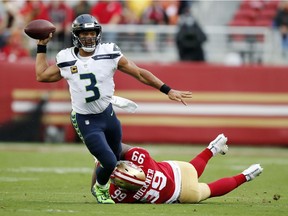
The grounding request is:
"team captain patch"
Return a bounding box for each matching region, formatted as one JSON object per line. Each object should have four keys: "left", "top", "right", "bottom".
{"left": 70, "top": 66, "right": 78, "bottom": 74}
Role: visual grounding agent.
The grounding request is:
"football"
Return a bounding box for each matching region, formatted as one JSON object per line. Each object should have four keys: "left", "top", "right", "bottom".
{"left": 24, "top": 19, "right": 56, "bottom": 40}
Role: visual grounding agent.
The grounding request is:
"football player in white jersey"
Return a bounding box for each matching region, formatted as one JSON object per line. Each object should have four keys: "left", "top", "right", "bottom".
{"left": 35, "top": 14, "right": 192, "bottom": 204}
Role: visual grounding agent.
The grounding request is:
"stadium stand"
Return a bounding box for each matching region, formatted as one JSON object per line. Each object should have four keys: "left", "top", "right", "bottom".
{"left": 226, "top": 0, "right": 280, "bottom": 63}
{"left": 0, "top": 1, "right": 286, "bottom": 65}
{"left": 229, "top": 0, "right": 279, "bottom": 27}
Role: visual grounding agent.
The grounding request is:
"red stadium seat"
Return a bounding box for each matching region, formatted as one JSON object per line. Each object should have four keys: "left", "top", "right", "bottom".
{"left": 228, "top": 18, "right": 253, "bottom": 26}
{"left": 228, "top": 0, "right": 277, "bottom": 42}
{"left": 239, "top": 1, "right": 253, "bottom": 10}
{"left": 253, "top": 19, "right": 273, "bottom": 27}
{"left": 240, "top": 0, "right": 264, "bottom": 10}
{"left": 264, "top": 0, "right": 280, "bottom": 10}
{"left": 228, "top": 19, "right": 252, "bottom": 42}
{"left": 234, "top": 9, "right": 259, "bottom": 21}
{"left": 258, "top": 9, "right": 277, "bottom": 20}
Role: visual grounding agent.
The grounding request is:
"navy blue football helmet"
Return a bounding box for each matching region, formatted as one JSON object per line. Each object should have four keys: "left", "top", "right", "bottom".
{"left": 71, "top": 14, "right": 102, "bottom": 52}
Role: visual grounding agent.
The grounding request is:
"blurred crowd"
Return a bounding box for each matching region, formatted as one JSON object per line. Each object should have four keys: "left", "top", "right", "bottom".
{"left": 0, "top": 0, "right": 194, "bottom": 62}
{"left": 2, "top": 0, "right": 286, "bottom": 64}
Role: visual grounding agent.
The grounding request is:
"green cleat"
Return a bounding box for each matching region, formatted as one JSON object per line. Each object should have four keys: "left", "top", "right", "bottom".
{"left": 92, "top": 184, "right": 115, "bottom": 204}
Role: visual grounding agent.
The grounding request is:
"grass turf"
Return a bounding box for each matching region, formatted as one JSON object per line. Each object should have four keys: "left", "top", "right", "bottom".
{"left": 0, "top": 143, "right": 287, "bottom": 216}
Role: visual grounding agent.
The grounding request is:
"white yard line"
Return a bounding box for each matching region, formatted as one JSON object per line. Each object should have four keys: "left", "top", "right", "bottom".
{"left": 0, "top": 177, "right": 38, "bottom": 182}
{"left": 3, "top": 167, "right": 91, "bottom": 174}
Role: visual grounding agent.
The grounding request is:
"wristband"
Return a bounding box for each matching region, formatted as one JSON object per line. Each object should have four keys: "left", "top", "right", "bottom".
{"left": 160, "top": 84, "right": 171, "bottom": 94}
{"left": 37, "top": 44, "right": 47, "bottom": 53}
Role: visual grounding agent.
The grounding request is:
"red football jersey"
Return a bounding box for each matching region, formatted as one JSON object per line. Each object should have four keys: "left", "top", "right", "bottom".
{"left": 109, "top": 147, "right": 180, "bottom": 203}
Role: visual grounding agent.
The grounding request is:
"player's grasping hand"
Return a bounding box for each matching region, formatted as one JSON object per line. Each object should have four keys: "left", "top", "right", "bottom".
{"left": 37, "top": 33, "right": 53, "bottom": 46}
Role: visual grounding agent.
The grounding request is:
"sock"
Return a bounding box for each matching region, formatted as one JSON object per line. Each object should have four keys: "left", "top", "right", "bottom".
{"left": 96, "top": 181, "right": 108, "bottom": 189}
{"left": 189, "top": 148, "right": 213, "bottom": 177}
{"left": 208, "top": 174, "right": 246, "bottom": 197}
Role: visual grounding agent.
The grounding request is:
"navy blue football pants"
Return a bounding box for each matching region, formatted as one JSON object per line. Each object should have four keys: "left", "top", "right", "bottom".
{"left": 71, "top": 103, "right": 122, "bottom": 185}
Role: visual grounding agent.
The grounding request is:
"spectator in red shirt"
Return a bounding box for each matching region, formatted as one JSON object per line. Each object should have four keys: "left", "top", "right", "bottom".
{"left": 0, "top": 29, "right": 30, "bottom": 62}
{"left": 141, "top": 2, "right": 168, "bottom": 52}
{"left": 20, "top": 0, "right": 49, "bottom": 25}
{"left": 90, "top": 0, "right": 122, "bottom": 42}
{"left": 141, "top": 1, "right": 168, "bottom": 25}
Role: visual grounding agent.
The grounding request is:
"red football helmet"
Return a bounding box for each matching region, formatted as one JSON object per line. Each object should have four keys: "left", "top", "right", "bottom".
{"left": 110, "top": 161, "right": 146, "bottom": 191}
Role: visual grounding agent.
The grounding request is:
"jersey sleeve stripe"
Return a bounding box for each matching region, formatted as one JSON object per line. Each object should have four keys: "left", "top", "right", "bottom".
{"left": 57, "top": 60, "right": 77, "bottom": 68}
{"left": 92, "top": 53, "right": 121, "bottom": 60}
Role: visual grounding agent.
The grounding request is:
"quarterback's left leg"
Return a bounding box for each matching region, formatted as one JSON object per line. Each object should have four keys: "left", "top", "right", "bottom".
{"left": 189, "top": 134, "right": 228, "bottom": 177}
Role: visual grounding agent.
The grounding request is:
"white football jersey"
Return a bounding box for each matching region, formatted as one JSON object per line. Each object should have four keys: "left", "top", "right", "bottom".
{"left": 56, "top": 43, "right": 123, "bottom": 114}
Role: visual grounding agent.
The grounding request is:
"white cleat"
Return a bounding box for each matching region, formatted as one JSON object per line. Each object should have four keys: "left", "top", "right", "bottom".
{"left": 207, "top": 134, "right": 228, "bottom": 156}
{"left": 242, "top": 164, "right": 263, "bottom": 182}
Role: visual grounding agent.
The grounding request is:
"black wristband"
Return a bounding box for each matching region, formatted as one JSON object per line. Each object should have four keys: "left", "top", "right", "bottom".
{"left": 160, "top": 84, "right": 171, "bottom": 94}
{"left": 37, "top": 44, "right": 47, "bottom": 53}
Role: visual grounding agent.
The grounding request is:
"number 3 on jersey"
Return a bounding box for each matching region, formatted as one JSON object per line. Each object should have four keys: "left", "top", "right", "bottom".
{"left": 80, "top": 73, "right": 100, "bottom": 103}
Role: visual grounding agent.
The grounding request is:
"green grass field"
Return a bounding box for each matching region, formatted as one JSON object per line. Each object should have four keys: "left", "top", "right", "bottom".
{"left": 0, "top": 143, "right": 287, "bottom": 216}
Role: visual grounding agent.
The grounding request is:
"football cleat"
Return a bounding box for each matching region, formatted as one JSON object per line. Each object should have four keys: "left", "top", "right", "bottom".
{"left": 242, "top": 164, "right": 263, "bottom": 182}
{"left": 207, "top": 134, "right": 228, "bottom": 156}
{"left": 92, "top": 184, "right": 115, "bottom": 204}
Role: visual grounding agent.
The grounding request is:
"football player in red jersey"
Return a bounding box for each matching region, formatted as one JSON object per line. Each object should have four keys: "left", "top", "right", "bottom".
{"left": 91, "top": 134, "right": 263, "bottom": 204}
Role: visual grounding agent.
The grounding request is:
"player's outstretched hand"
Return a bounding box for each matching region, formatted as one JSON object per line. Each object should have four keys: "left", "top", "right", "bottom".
{"left": 168, "top": 89, "right": 192, "bottom": 106}
{"left": 37, "top": 32, "right": 53, "bottom": 46}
